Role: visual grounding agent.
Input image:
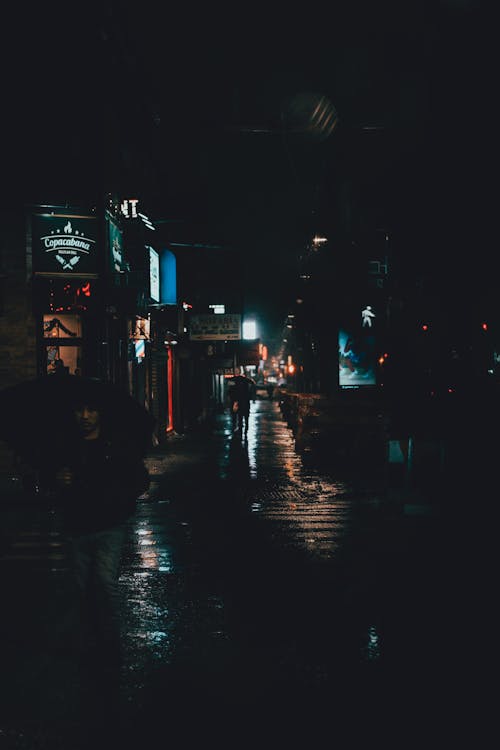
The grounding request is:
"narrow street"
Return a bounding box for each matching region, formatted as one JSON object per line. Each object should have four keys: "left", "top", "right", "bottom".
{"left": 0, "top": 397, "right": 489, "bottom": 748}
{"left": 1, "top": 5, "right": 495, "bottom": 747}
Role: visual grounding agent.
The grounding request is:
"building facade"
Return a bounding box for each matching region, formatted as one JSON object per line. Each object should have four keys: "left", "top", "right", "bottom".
{"left": 1, "top": 198, "right": 248, "bottom": 490}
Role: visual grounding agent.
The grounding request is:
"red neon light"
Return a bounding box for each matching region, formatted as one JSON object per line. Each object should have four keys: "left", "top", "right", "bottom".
{"left": 166, "top": 346, "right": 174, "bottom": 432}
{"left": 77, "top": 282, "right": 91, "bottom": 297}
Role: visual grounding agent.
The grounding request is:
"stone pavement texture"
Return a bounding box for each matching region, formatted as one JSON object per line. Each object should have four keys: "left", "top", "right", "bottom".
{"left": 0, "top": 398, "right": 495, "bottom": 748}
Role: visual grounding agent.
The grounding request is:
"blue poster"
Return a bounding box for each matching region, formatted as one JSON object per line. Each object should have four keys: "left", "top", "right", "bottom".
{"left": 338, "top": 303, "right": 378, "bottom": 388}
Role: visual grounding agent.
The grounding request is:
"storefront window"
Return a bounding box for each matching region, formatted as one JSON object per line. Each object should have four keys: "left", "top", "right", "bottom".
{"left": 43, "top": 314, "right": 82, "bottom": 339}
{"left": 43, "top": 314, "right": 83, "bottom": 375}
{"left": 129, "top": 316, "right": 150, "bottom": 340}
{"left": 44, "top": 344, "right": 83, "bottom": 375}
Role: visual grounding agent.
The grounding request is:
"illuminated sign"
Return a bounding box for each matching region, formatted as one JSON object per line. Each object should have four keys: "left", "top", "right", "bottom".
{"left": 107, "top": 213, "right": 128, "bottom": 275}
{"left": 120, "top": 198, "right": 155, "bottom": 230}
{"left": 338, "top": 326, "right": 377, "bottom": 388}
{"left": 361, "top": 305, "right": 376, "bottom": 328}
{"left": 243, "top": 320, "right": 257, "bottom": 339}
{"left": 189, "top": 314, "right": 241, "bottom": 340}
{"left": 32, "top": 212, "right": 98, "bottom": 276}
{"left": 134, "top": 339, "right": 145, "bottom": 361}
{"left": 148, "top": 246, "right": 160, "bottom": 302}
{"left": 120, "top": 199, "right": 139, "bottom": 218}
{"left": 338, "top": 302, "right": 378, "bottom": 388}
{"left": 130, "top": 317, "right": 150, "bottom": 340}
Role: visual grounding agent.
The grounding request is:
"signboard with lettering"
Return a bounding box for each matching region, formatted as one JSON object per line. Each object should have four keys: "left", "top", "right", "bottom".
{"left": 107, "top": 213, "right": 128, "bottom": 276}
{"left": 120, "top": 198, "right": 139, "bottom": 219}
{"left": 32, "top": 212, "right": 99, "bottom": 276}
{"left": 189, "top": 314, "right": 241, "bottom": 341}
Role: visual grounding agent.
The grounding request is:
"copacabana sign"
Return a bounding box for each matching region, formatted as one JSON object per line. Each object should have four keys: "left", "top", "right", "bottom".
{"left": 32, "top": 212, "right": 99, "bottom": 276}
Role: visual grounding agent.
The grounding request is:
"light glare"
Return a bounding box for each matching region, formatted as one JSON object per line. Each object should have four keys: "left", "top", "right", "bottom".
{"left": 243, "top": 320, "right": 257, "bottom": 339}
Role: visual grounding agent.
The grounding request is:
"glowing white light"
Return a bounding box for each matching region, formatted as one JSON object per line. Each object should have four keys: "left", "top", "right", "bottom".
{"left": 243, "top": 320, "right": 257, "bottom": 339}
{"left": 209, "top": 304, "right": 225, "bottom": 314}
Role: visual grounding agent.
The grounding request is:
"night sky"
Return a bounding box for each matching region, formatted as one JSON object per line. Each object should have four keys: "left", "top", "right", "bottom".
{"left": 1, "top": 1, "right": 494, "bottom": 343}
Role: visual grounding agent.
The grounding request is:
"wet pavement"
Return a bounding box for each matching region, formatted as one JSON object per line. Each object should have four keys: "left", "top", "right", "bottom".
{"left": 0, "top": 398, "right": 495, "bottom": 747}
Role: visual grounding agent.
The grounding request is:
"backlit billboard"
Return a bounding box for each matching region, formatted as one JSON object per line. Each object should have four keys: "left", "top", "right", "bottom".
{"left": 338, "top": 303, "right": 378, "bottom": 388}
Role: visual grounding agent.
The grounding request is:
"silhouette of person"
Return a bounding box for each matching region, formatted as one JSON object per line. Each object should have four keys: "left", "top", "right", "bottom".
{"left": 52, "top": 358, "right": 70, "bottom": 376}
{"left": 228, "top": 368, "right": 253, "bottom": 436}
{"left": 46, "top": 398, "right": 150, "bottom": 676}
{"left": 227, "top": 432, "right": 251, "bottom": 480}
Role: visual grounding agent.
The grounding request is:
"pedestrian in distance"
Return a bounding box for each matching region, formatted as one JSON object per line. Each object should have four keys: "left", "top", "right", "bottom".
{"left": 228, "top": 367, "right": 253, "bottom": 437}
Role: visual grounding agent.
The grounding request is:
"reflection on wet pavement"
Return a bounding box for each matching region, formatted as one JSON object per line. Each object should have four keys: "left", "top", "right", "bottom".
{"left": 1, "top": 398, "right": 452, "bottom": 745}
{"left": 118, "top": 400, "right": 398, "bottom": 712}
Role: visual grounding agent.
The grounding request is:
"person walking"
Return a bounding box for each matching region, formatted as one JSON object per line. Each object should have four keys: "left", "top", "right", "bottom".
{"left": 228, "top": 367, "right": 253, "bottom": 436}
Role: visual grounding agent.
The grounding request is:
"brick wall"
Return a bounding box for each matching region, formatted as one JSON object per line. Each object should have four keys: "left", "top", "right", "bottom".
{"left": 0, "top": 207, "right": 38, "bottom": 479}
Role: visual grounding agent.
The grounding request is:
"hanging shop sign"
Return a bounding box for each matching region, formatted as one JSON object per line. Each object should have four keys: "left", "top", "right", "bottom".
{"left": 129, "top": 316, "right": 150, "bottom": 340}
{"left": 189, "top": 313, "right": 241, "bottom": 341}
{"left": 32, "top": 211, "right": 99, "bottom": 276}
{"left": 148, "top": 246, "right": 160, "bottom": 302}
{"left": 107, "top": 212, "right": 128, "bottom": 276}
{"left": 120, "top": 198, "right": 139, "bottom": 218}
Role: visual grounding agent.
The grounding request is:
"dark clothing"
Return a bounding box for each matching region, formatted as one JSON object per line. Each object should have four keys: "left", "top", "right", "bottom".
{"left": 228, "top": 375, "right": 253, "bottom": 408}
{"left": 228, "top": 375, "right": 253, "bottom": 433}
{"left": 234, "top": 404, "right": 250, "bottom": 433}
{"left": 60, "top": 436, "right": 149, "bottom": 536}
{"left": 41, "top": 433, "right": 149, "bottom": 535}
{"left": 69, "top": 524, "right": 127, "bottom": 664}
{"left": 40, "top": 431, "right": 150, "bottom": 666}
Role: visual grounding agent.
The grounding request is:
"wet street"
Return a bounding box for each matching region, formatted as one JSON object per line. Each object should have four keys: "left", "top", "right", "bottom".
{"left": 0, "top": 398, "right": 493, "bottom": 748}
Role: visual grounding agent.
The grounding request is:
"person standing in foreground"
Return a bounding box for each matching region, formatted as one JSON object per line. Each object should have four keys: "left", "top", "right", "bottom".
{"left": 50, "top": 398, "right": 150, "bottom": 674}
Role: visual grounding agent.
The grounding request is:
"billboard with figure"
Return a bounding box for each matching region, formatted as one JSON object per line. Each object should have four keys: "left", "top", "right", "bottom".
{"left": 338, "top": 303, "right": 378, "bottom": 388}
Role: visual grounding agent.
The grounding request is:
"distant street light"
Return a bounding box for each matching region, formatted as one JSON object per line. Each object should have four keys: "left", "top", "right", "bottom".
{"left": 312, "top": 235, "right": 327, "bottom": 246}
